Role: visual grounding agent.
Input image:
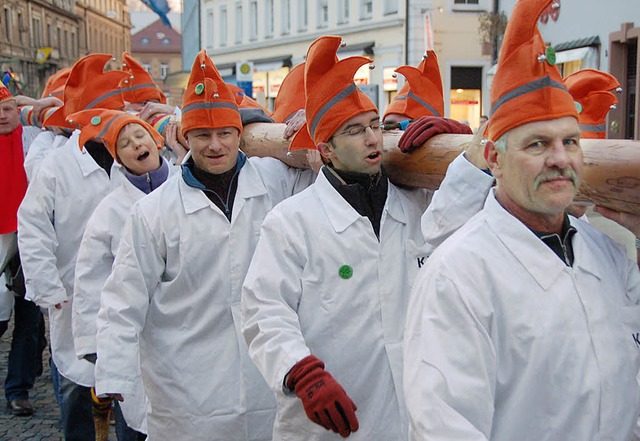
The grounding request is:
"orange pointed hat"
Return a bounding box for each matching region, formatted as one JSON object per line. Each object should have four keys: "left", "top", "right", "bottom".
{"left": 41, "top": 67, "right": 72, "bottom": 99}
{"left": 0, "top": 83, "right": 14, "bottom": 105}
{"left": 121, "top": 52, "right": 167, "bottom": 104}
{"left": 487, "top": 0, "right": 578, "bottom": 142}
{"left": 271, "top": 63, "right": 306, "bottom": 123}
{"left": 564, "top": 69, "right": 620, "bottom": 139}
{"left": 227, "top": 83, "right": 271, "bottom": 114}
{"left": 296, "top": 35, "right": 377, "bottom": 148}
{"left": 181, "top": 50, "right": 242, "bottom": 136}
{"left": 42, "top": 54, "right": 129, "bottom": 129}
{"left": 383, "top": 51, "right": 444, "bottom": 120}
{"left": 66, "top": 109, "right": 164, "bottom": 161}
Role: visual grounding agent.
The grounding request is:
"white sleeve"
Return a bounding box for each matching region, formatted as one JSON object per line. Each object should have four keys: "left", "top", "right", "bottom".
{"left": 421, "top": 153, "right": 493, "bottom": 251}
{"left": 404, "top": 267, "right": 495, "bottom": 441}
{"left": 94, "top": 204, "right": 164, "bottom": 396}
{"left": 17, "top": 165, "right": 68, "bottom": 308}
{"left": 23, "top": 130, "right": 56, "bottom": 182}
{"left": 241, "top": 210, "right": 310, "bottom": 392}
{"left": 72, "top": 206, "right": 115, "bottom": 359}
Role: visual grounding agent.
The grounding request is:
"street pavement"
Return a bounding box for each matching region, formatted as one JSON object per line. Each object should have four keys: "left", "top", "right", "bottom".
{"left": 0, "top": 314, "right": 117, "bottom": 441}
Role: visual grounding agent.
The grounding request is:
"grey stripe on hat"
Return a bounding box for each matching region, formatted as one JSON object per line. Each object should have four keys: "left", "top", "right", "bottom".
{"left": 392, "top": 95, "right": 407, "bottom": 102}
{"left": 182, "top": 101, "right": 239, "bottom": 114}
{"left": 122, "top": 83, "right": 161, "bottom": 94}
{"left": 407, "top": 91, "right": 441, "bottom": 117}
{"left": 580, "top": 123, "right": 606, "bottom": 133}
{"left": 491, "top": 75, "right": 568, "bottom": 116}
{"left": 96, "top": 113, "right": 128, "bottom": 140}
{"left": 85, "top": 88, "right": 126, "bottom": 110}
{"left": 310, "top": 83, "right": 357, "bottom": 138}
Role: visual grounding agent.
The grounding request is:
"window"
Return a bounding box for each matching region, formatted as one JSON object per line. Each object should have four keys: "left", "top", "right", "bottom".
{"left": 71, "top": 32, "right": 76, "bottom": 57}
{"left": 249, "top": 1, "right": 258, "bottom": 40}
{"left": 47, "top": 23, "right": 52, "bottom": 46}
{"left": 142, "top": 63, "right": 151, "bottom": 73}
{"left": 64, "top": 30, "right": 69, "bottom": 56}
{"left": 281, "top": 0, "right": 290, "bottom": 34}
{"left": 337, "top": 0, "right": 349, "bottom": 24}
{"left": 317, "top": 0, "right": 328, "bottom": 28}
{"left": 219, "top": 6, "right": 227, "bottom": 46}
{"left": 33, "top": 18, "right": 41, "bottom": 46}
{"left": 451, "top": 0, "right": 485, "bottom": 11}
{"left": 297, "top": 0, "right": 308, "bottom": 31}
{"left": 383, "top": 0, "right": 399, "bottom": 15}
{"left": 235, "top": 3, "right": 243, "bottom": 44}
{"left": 57, "top": 27, "right": 61, "bottom": 50}
{"left": 18, "top": 12, "right": 24, "bottom": 45}
{"left": 265, "top": 0, "right": 274, "bottom": 37}
{"left": 206, "top": 9, "right": 214, "bottom": 48}
{"left": 160, "top": 63, "right": 169, "bottom": 79}
{"left": 141, "top": 36, "right": 150, "bottom": 45}
{"left": 360, "top": 0, "right": 373, "bottom": 20}
{"left": 4, "top": 9, "right": 11, "bottom": 42}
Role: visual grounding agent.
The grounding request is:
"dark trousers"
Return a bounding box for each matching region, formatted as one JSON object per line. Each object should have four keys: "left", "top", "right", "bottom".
{"left": 3, "top": 296, "right": 45, "bottom": 401}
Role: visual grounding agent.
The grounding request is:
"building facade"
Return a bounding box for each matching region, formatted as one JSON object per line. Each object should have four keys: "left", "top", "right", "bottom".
{"left": 131, "top": 18, "right": 183, "bottom": 106}
{"left": 198, "top": 0, "right": 492, "bottom": 127}
{"left": 0, "top": 0, "right": 131, "bottom": 97}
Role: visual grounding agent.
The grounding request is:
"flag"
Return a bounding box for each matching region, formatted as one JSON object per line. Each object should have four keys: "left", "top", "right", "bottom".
{"left": 140, "top": 0, "right": 172, "bottom": 28}
{"left": 36, "top": 47, "right": 53, "bottom": 64}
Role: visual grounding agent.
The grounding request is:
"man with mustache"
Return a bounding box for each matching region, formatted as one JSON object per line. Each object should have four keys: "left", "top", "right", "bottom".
{"left": 403, "top": 0, "right": 640, "bottom": 440}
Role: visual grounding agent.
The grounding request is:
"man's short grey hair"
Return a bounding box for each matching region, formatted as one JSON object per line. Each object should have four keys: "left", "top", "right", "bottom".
{"left": 493, "top": 132, "right": 509, "bottom": 154}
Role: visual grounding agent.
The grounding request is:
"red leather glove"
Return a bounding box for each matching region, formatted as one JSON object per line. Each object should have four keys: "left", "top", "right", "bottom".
{"left": 287, "top": 355, "right": 359, "bottom": 438}
{"left": 398, "top": 116, "right": 473, "bottom": 153}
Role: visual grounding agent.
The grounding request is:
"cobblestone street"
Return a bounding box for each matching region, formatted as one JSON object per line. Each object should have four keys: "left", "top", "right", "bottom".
{"left": 0, "top": 314, "right": 116, "bottom": 441}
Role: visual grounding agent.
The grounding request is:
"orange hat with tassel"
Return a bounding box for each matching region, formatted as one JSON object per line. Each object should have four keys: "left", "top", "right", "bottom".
{"left": 271, "top": 63, "right": 306, "bottom": 123}
{"left": 66, "top": 108, "right": 164, "bottom": 161}
{"left": 0, "top": 83, "right": 15, "bottom": 105}
{"left": 290, "top": 36, "right": 377, "bottom": 150}
{"left": 121, "top": 52, "right": 167, "bottom": 104}
{"left": 487, "top": 0, "right": 578, "bottom": 142}
{"left": 383, "top": 51, "right": 444, "bottom": 121}
{"left": 227, "top": 83, "right": 271, "bottom": 114}
{"left": 41, "top": 67, "right": 72, "bottom": 99}
{"left": 42, "top": 54, "right": 129, "bottom": 129}
{"left": 181, "top": 50, "right": 242, "bottom": 136}
{"left": 564, "top": 69, "right": 620, "bottom": 139}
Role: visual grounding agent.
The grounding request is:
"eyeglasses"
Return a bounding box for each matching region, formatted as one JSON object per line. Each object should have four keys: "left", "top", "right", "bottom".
{"left": 334, "top": 120, "right": 382, "bottom": 138}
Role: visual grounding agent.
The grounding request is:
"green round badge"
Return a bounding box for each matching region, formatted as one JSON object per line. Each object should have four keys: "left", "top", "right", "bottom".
{"left": 574, "top": 101, "right": 583, "bottom": 114}
{"left": 195, "top": 83, "right": 205, "bottom": 95}
{"left": 545, "top": 46, "right": 556, "bottom": 65}
{"left": 338, "top": 265, "right": 353, "bottom": 279}
{"left": 90, "top": 116, "right": 101, "bottom": 126}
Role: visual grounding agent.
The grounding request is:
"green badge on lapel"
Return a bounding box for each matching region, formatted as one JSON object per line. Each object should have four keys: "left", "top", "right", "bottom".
{"left": 338, "top": 265, "right": 353, "bottom": 280}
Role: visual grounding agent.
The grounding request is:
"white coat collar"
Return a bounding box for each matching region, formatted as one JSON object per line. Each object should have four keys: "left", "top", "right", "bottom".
{"left": 484, "top": 190, "right": 602, "bottom": 290}
{"left": 70, "top": 130, "right": 120, "bottom": 179}
{"left": 315, "top": 169, "right": 408, "bottom": 234}
{"left": 178, "top": 158, "right": 268, "bottom": 218}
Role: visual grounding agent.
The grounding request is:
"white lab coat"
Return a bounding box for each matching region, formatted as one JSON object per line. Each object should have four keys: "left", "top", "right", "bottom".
{"left": 403, "top": 190, "right": 640, "bottom": 441}
{"left": 241, "top": 154, "right": 493, "bottom": 441}
{"left": 23, "top": 130, "right": 67, "bottom": 182}
{"left": 18, "top": 131, "right": 121, "bottom": 386}
{"left": 94, "top": 156, "right": 315, "bottom": 441}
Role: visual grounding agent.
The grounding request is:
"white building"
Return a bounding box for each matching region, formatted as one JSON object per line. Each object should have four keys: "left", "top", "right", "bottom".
{"left": 187, "top": 0, "right": 493, "bottom": 127}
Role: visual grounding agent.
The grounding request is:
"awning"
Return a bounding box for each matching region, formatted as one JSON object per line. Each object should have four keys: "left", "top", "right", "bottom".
{"left": 555, "top": 46, "right": 592, "bottom": 64}
{"left": 337, "top": 41, "right": 375, "bottom": 59}
{"left": 250, "top": 55, "right": 292, "bottom": 73}
{"left": 163, "top": 71, "right": 190, "bottom": 88}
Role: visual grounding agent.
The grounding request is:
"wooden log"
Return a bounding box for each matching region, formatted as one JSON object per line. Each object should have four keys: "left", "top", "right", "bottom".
{"left": 241, "top": 123, "right": 640, "bottom": 215}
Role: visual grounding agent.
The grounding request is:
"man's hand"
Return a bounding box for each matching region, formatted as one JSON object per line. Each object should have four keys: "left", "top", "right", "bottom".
{"left": 138, "top": 102, "right": 175, "bottom": 122}
{"left": 398, "top": 116, "right": 472, "bottom": 153}
{"left": 287, "top": 355, "right": 359, "bottom": 438}
{"left": 283, "top": 109, "right": 306, "bottom": 139}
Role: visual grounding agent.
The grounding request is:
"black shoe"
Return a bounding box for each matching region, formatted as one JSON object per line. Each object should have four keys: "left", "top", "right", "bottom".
{"left": 7, "top": 398, "right": 34, "bottom": 416}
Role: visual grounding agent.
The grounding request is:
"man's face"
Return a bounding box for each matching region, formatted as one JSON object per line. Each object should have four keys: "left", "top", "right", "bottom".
{"left": 186, "top": 127, "right": 241, "bottom": 175}
{"left": 320, "top": 110, "right": 383, "bottom": 175}
{"left": 0, "top": 100, "right": 20, "bottom": 135}
{"left": 487, "top": 116, "right": 583, "bottom": 218}
{"left": 116, "top": 123, "right": 161, "bottom": 175}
